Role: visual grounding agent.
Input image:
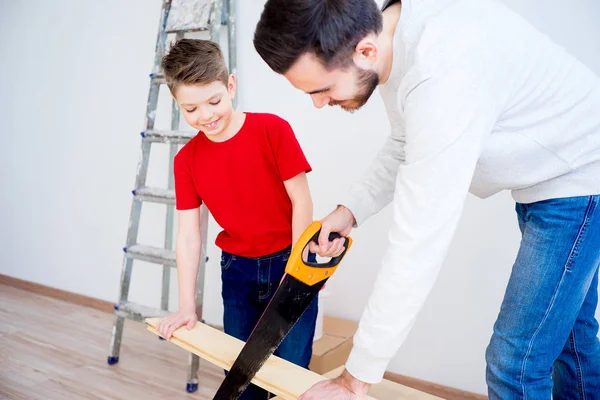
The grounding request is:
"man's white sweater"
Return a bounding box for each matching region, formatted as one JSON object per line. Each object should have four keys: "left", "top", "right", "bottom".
{"left": 343, "top": 0, "right": 600, "bottom": 384}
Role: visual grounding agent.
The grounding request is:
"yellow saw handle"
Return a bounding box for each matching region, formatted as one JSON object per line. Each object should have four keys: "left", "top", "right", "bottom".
{"left": 285, "top": 221, "right": 352, "bottom": 286}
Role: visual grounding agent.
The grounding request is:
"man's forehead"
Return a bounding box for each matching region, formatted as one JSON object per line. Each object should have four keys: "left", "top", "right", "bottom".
{"left": 284, "top": 54, "right": 339, "bottom": 92}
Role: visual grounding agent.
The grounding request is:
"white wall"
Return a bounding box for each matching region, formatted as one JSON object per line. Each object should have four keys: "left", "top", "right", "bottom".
{"left": 1, "top": 0, "right": 599, "bottom": 395}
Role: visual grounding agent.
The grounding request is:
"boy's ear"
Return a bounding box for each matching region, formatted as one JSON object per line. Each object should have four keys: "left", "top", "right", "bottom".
{"left": 228, "top": 74, "right": 237, "bottom": 98}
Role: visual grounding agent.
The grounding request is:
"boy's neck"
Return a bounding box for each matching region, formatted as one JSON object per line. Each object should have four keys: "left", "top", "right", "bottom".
{"left": 205, "top": 111, "right": 246, "bottom": 142}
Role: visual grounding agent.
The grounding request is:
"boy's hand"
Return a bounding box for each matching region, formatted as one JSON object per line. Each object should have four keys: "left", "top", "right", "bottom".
{"left": 156, "top": 308, "right": 198, "bottom": 340}
{"left": 309, "top": 205, "right": 355, "bottom": 258}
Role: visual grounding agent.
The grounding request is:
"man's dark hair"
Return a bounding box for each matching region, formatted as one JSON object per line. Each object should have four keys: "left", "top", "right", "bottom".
{"left": 253, "top": 0, "right": 383, "bottom": 74}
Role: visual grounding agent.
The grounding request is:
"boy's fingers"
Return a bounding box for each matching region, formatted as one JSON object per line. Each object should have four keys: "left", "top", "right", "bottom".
{"left": 167, "top": 325, "right": 176, "bottom": 339}
{"left": 158, "top": 320, "right": 169, "bottom": 336}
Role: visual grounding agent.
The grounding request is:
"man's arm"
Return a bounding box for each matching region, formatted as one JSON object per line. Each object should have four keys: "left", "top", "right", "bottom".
{"left": 345, "top": 61, "right": 501, "bottom": 384}
{"left": 311, "top": 128, "right": 406, "bottom": 255}
{"left": 342, "top": 127, "right": 406, "bottom": 226}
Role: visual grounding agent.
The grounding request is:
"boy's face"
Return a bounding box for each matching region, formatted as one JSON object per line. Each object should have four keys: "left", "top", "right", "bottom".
{"left": 174, "top": 76, "right": 236, "bottom": 137}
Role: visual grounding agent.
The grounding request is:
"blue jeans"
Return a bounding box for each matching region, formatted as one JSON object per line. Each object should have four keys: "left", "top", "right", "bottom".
{"left": 220, "top": 246, "right": 318, "bottom": 400}
{"left": 486, "top": 195, "right": 600, "bottom": 399}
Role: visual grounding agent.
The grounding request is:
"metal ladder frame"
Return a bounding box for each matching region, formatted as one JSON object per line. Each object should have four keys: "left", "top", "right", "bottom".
{"left": 107, "top": 0, "right": 237, "bottom": 393}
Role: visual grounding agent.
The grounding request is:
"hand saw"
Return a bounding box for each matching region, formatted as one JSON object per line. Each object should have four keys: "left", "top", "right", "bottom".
{"left": 213, "top": 221, "right": 352, "bottom": 399}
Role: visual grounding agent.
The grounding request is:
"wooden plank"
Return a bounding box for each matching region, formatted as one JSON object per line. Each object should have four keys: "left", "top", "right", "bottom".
{"left": 145, "top": 318, "right": 440, "bottom": 400}
{"left": 272, "top": 366, "right": 442, "bottom": 400}
{"left": 146, "top": 318, "right": 379, "bottom": 400}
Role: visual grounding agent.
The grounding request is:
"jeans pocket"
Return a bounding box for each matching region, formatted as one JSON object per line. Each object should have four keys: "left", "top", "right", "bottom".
{"left": 220, "top": 252, "right": 235, "bottom": 270}
{"left": 282, "top": 249, "right": 291, "bottom": 264}
{"left": 565, "top": 196, "right": 599, "bottom": 271}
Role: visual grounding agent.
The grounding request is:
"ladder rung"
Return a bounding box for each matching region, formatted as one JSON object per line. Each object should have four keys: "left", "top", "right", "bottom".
{"left": 150, "top": 73, "right": 165, "bottom": 85}
{"left": 114, "top": 301, "right": 170, "bottom": 322}
{"left": 165, "top": 0, "right": 211, "bottom": 33}
{"left": 124, "top": 244, "right": 176, "bottom": 267}
{"left": 141, "top": 129, "right": 196, "bottom": 144}
{"left": 166, "top": 26, "right": 211, "bottom": 34}
{"left": 132, "top": 187, "right": 175, "bottom": 205}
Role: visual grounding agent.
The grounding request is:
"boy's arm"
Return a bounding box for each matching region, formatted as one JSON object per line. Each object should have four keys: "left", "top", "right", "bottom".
{"left": 176, "top": 208, "right": 202, "bottom": 311}
{"left": 157, "top": 207, "right": 202, "bottom": 340}
{"left": 284, "top": 172, "right": 313, "bottom": 248}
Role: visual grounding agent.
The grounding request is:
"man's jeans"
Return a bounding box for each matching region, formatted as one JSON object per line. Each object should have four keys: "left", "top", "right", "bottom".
{"left": 486, "top": 195, "right": 600, "bottom": 399}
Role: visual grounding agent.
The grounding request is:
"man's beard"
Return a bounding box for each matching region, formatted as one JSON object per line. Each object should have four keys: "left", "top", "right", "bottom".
{"left": 329, "top": 67, "right": 379, "bottom": 112}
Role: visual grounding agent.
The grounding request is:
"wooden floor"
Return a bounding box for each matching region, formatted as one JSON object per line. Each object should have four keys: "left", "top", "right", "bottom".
{"left": 0, "top": 284, "right": 225, "bottom": 399}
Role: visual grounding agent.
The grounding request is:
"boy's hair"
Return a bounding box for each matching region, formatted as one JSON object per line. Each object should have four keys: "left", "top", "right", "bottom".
{"left": 160, "top": 38, "right": 229, "bottom": 94}
{"left": 253, "top": 0, "right": 383, "bottom": 74}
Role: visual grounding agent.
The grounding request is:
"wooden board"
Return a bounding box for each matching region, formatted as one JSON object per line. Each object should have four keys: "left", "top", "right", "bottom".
{"left": 145, "top": 318, "right": 439, "bottom": 400}
{"left": 145, "top": 318, "right": 364, "bottom": 399}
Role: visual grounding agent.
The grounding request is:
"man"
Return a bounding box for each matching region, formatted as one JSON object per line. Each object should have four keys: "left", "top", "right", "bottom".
{"left": 253, "top": 0, "right": 600, "bottom": 398}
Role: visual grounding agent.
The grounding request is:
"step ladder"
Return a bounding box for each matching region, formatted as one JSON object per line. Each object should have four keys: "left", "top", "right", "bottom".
{"left": 107, "top": 0, "right": 237, "bottom": 393}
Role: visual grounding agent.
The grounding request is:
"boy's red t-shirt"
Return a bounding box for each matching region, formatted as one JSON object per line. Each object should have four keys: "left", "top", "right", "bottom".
{"left": 174, "top": 112, "right": 312, "bottom": 257}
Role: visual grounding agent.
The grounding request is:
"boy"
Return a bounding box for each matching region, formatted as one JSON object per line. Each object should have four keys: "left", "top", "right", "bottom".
{"left": 156, "top": 39, "right": 317, "bottom": 399}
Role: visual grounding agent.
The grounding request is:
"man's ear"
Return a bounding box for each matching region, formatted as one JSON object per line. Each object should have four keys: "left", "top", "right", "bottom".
{"left": 353, "top": 36, "right": 379, "bottom": 69}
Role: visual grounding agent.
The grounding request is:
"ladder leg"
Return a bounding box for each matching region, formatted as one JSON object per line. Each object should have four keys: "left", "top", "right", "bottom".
{"left": 161, "top": 143, "right": 176, "bottom": 311}
{"left": 196, "top": 204, "right": 209, "bottom": 315}
{"left": 161, "top": 52, "right": 182, "bottom": 311}
{"left": 226, "top": 0, "right": 237, "bottom": 109}
{"left": 186, "top": 353, "right": 201, "bottom": 393}
{"left": 108, "top": 315, "right": 125, "bottom": 364}
{"left": 108, "top": 255, "right": 135, "bottom": 364}
{"left": 185, "top": 204, "right": 210, "bottom": 390}
{"left": 160, "top": 265, "right": 171, "bottom": 311}
{"left": 209, "top": 0, "right": 224, "bottom": 44}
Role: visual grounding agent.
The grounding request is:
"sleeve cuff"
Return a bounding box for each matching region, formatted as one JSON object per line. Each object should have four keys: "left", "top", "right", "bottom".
{"left": 339, "top": 193, "right": 373, "bottom": 228}
{"left": 345, "top": 345, "right": 391, "bottom": 384}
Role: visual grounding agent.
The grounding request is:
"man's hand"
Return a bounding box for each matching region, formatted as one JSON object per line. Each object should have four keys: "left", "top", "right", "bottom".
{"left": 309, "top": 205, "right": 356, "bottom": 258}
{"left": 299, "top": 369, "right": 371, "bottom": 400}
{"left": 156, "top": 307, "right": 197, "bottom": 340}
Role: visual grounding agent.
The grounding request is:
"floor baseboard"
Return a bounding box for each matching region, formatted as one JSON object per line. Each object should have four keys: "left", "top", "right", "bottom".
{"left": 0, "top": 274, "right": 114, "bottom": 313}
{"left": 383, "top": 371, "right": 488, "bottom": 400}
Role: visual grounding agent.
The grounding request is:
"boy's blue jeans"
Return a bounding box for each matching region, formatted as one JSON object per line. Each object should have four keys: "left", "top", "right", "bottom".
{"left": 220, "top": 246, "right": 318, "bottom": 400}
{"left": 486, "top": 195, "right": 600, "bottom": 399}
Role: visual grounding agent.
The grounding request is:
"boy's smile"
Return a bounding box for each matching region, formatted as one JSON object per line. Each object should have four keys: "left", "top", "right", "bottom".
{"left": 174, "top": 76, "right": 242, "bottom": 142}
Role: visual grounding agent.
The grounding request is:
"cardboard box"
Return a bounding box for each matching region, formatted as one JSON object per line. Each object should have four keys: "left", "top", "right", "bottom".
{"left": 309, "top": 316, "right": 358, "bottom": 374}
